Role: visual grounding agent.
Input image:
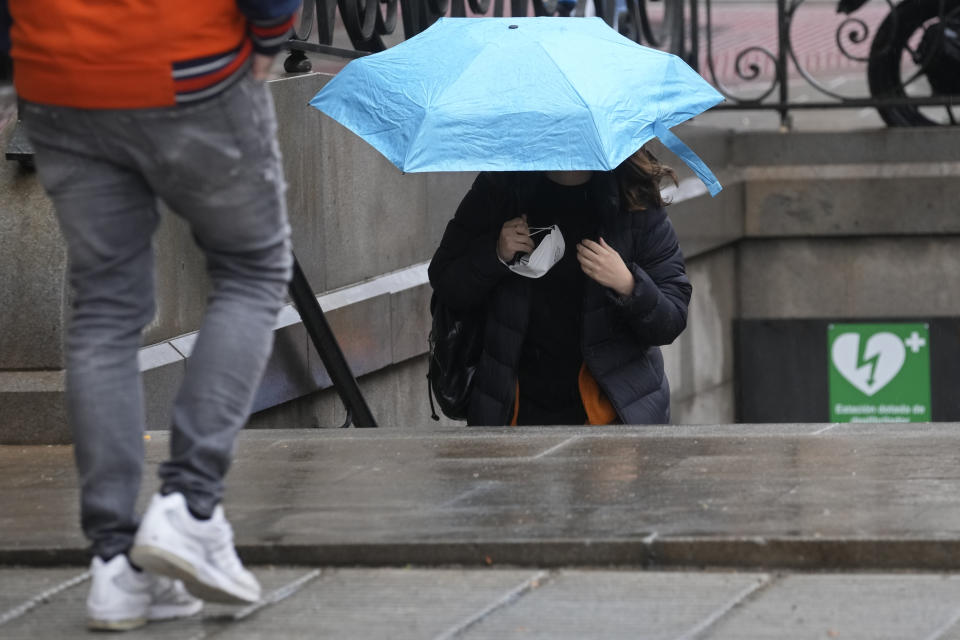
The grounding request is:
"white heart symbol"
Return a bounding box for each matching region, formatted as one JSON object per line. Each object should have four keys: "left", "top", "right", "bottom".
{"left": 831, "top": 332, "right": 906, "bottom": 396}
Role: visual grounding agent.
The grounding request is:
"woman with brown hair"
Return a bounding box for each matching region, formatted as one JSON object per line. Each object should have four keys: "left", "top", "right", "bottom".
{"left": 428, "top": 146, "right": 691, "bottom": 426}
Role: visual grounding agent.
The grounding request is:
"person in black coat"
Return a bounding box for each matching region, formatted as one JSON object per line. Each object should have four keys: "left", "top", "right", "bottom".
{"left": 428, "top": 146, "right": 691, "bottom": 426}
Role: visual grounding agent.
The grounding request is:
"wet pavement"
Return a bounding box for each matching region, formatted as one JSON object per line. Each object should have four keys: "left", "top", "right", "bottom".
{"left": 4, "top": 424, "right": 960, "bottom": 636}
{"left": 7, "top": 565, "right": 960, "bottom": 638}
{"left": 4, "top": 423, "right": 960, "bottom": 569}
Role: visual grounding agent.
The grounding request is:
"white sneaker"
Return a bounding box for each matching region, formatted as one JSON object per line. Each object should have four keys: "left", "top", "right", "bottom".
{"left": 130, "top": 492, "right": 261, "bottom": 605}
{"left": 86, "top": 554, "right": 203, "bottom": 631}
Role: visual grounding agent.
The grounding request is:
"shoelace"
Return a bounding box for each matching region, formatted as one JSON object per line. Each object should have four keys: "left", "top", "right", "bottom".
{"left": 207, "top": 517, "right": 243, "bottom": 573}
{"left": 115, "top": 567, "right": 152, "bottom": 594}
{"left": 149, "top": 575, "right": 181, "bottom": 600}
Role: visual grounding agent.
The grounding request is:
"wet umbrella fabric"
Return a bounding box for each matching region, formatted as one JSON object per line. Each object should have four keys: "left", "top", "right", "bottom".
{"left": 309, "top": 16, "right": 724, "bottom": 195}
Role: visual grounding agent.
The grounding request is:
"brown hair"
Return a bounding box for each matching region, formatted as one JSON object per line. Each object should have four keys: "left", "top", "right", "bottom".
{"left": 613, "top": 146, "right": 678, "bottom": 211}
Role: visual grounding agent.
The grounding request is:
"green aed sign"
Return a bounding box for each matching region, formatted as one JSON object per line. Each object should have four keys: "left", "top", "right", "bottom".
{"left": 828, "top": 323, "right": 931, "bottom": 422}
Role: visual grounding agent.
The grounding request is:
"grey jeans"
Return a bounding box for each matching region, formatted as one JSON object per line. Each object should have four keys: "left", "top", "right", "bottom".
{"left": 22, "top": 76, "right": 293, "bottom": 559}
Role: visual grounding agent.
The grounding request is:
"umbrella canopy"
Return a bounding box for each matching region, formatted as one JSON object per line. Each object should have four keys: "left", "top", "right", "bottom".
{"left": 310, "top": 16, "right": 724, "bottom": 195}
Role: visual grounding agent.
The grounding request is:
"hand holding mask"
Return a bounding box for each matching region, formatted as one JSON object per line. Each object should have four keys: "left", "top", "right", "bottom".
{"left": 508, "top": 225, "right": 565, "bottom": 279}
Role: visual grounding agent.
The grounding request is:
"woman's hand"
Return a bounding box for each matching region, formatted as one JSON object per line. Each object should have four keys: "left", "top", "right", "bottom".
{"left": 497, "top": 216, "right": 535, "bottom": 263}
{"left": 577, "top": 238, "right": 635, "bottom": 296}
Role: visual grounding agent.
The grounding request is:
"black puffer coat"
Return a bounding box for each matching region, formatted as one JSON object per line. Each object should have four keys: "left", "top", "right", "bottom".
{"left": 428, "top": 171, "right": 691, "bottom": 425}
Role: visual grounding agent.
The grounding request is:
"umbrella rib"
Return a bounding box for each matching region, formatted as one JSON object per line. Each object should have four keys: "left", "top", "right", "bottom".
{"left": 401, "top": 82, "right": 453, "bottom": 171}
{"left": 401, "top": 112, "right": 428, "bottom": 171}
{"left": 533, "top": 41, "right": 608, "bottom": 166}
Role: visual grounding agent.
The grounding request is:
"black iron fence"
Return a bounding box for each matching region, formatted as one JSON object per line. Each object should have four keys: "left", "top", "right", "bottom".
{"left": 286, "top": 0, "right": 960, "bottom": 126}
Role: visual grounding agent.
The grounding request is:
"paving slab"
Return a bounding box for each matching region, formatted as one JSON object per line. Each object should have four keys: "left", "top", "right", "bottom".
{"left": 221, "top": 567, "right": 542, "bottom": 639}
{"left": 457, "top": 570, "right": 768, "bottom": 639}
{"left": 707, "top": 573, "right": 960, "bottom": 640}
{"left": 0, "top": 566, "right": 316, "bottom": 640}
{"left": 0, "top": 567, "right": 88, "bottom": 623}
{"left": 4, "top": 425, "right": 960, "bottom": 569}
{"left": 5, "top": 567, "right": 960, "bottom": 639}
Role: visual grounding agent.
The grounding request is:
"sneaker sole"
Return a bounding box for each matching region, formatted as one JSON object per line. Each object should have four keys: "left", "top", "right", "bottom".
{"left": 87, "top": 616, "right": 148, "bottom": 632}
{"left": 130, "top": 544, "right": 258, "bottom": 605}
{"left": 148, "top": 599, "right": 205, "bottom": 621}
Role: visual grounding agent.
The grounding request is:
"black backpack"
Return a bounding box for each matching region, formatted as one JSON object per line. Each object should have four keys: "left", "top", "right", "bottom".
{"left": 426, "top": 173, "right": 536, "bottom": 421}
{"left": 427, "top": 293, "right": 484, "bottom": 421}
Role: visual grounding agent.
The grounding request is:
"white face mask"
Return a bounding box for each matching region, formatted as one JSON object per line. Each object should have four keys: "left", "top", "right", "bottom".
{"left": 508, "top": 225, "right": 565, "bottom": 279}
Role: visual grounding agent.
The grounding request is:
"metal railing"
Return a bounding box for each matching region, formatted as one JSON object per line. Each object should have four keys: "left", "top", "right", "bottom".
{"left": 286, "top": 0, "right": 960, "bottom": 127}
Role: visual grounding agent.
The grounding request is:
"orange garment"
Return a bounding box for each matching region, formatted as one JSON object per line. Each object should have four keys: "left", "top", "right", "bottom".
{"left": 510, "top": 366, "right": 618, "bottom": 426}
{"left": 9, "top": 1, "right": 266, "bottom": 108}
{"left": 578, "top": 364, "right": 618, "bottom": 425}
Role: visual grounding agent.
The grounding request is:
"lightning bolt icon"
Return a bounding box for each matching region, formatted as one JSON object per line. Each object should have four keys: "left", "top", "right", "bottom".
{"left": 857, "top": 337, "right": 881, "bottom": 386}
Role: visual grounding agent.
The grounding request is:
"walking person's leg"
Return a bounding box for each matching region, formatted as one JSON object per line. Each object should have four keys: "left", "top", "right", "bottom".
{"left": 129, "top": 76, "right": 292, "bottom": 604}
{"left": 21, "top": 103, "right": 202, "bottom": 630}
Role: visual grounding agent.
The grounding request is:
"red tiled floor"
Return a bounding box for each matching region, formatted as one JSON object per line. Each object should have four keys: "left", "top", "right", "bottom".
{"left": 698, "top": 2, "right": 888, "bottom": 83}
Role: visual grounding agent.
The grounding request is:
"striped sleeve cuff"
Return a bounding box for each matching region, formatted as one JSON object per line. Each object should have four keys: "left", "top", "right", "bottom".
{"left": 249, "top": 14, "right": 295, "bottom": 55}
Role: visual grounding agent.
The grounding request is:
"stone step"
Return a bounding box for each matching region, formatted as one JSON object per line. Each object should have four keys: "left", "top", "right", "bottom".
{"left": 3, "top": 424, "right": 960, "bottom": 571}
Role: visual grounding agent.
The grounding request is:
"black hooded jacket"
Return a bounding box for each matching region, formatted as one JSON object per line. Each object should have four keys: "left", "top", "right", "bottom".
{"left": 428, "top": 171, "right": 691, "bottom": 425}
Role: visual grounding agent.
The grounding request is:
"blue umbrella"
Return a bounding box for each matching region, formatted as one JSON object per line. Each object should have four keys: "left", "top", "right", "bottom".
{"left": 310, "top": 16, "right": 724, "bottom": 196}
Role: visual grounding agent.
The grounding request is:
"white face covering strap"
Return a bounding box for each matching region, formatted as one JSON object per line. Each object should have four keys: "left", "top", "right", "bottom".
{"left": 508, "top": 225, "right": 565, "bottom": 279}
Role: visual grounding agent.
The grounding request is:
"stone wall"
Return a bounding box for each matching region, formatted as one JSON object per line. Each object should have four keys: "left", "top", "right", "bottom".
{"left": 0, "top": 124, "right": 68, "bottom": 443}
{"left": 2, "top": 73, "right": 959, "bottom": 442}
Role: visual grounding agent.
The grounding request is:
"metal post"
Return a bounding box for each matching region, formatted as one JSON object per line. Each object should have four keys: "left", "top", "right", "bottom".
{"left": 688, "top": 0, "right": 699, "bottom": 71}
{"left": 288, "top": 253, "right": 378, "bottom": 428}
{"left": 776, "top": 0, "right": 792, "bottom": 130}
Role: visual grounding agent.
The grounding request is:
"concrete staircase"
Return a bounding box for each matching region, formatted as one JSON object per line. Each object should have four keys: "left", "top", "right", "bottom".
{"left": 5, "top": 423, "right": 960, "bottom": 637}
